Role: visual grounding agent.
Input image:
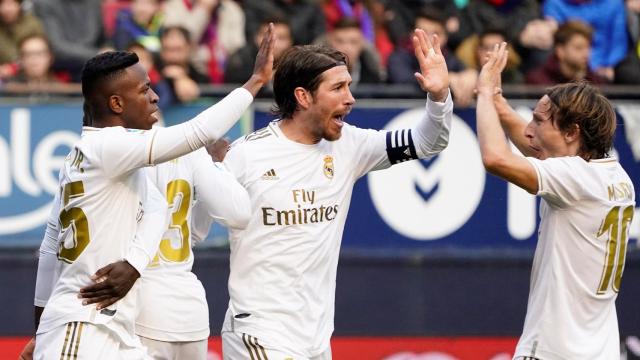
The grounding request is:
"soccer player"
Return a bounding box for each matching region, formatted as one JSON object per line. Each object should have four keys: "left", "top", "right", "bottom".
{"left": 221, "top": 29, "right": 453, "bottom": 359}
{"left": 134, "top": 149, "right": 251, "bottom": 359}
{"left": 476, "top": 42, "right": 635, "bottom": 359}
{"left": 29, "top": 25, "right": 274, "bottom": 359}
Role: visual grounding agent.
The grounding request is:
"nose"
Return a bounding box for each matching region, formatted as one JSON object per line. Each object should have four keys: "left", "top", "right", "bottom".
{"left": 524, "top": 121, "right": 534, "bottom": 139}
{"left": 345, "top": 87, "right": 355, "bottom": 106}
{"left": 149, "top": 87, "right": 159, "bottom": 104}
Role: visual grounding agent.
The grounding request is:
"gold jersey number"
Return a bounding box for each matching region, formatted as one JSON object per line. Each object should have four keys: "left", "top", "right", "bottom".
{"left": 58, "top": 181, "right": 90, "bottom": 263}
{"left": 151, "top": 179, "right": 192, "bottom": 265}
{"left": 596, "top": 205, "right": 634, "bottom": 295}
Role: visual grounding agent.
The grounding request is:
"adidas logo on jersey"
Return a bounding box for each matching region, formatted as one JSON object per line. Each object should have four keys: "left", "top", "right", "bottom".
{"left": 261, "top": 169, "right": 279, "bottom": 180}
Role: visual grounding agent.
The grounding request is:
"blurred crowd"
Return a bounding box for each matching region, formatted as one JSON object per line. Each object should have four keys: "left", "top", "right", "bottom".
{"left": 0, "top": 0, "right": 639, "bottom": 107}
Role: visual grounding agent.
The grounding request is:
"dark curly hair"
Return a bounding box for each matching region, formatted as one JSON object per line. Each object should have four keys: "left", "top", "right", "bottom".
{"left": 81, "top": 51, "right": 139, "bottom": 126}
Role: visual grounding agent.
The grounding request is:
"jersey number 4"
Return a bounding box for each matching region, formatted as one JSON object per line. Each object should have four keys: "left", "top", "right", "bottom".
{"left": 596, "top": 205, "right": 634, "bottom": 295}
{"left": 58, "top": 181, "right": 90, "bottom": 263}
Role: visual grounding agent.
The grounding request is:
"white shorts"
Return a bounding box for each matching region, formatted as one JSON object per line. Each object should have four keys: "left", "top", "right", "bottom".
{"left": 221, "top": 331, "right": 331, "bottom": 360}
{"left": 139, "top": 336, "right": 207, "bottom": 360}
{"left": 34, "top": 322, "right": 150, "bottom": 360}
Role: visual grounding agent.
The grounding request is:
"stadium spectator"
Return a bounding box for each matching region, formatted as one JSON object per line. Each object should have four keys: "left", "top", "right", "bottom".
{"left": 325, "top": 17, "right": 384, "bottom": 86}
{"left": 220, "top": 30, "right": 452, "bottom": 359}
{"left": 225, "top": 17, "right": 292, "bottom": 84}
{"left": 112, "top": 0, "right": 165, "bottom": 54}
{"left": 543, "top": 0, "right": 628, "bottom": 82}
{"left": 127, "top": 42, "right": 174, "bottom": 110}
{"left": 7, "top": 34, "right": 57, "bottom": 85}
{"left": 525, "top": 20, "right": 607, "bottom": 85}
{"left": 454, "top": 0, "right": 553, "bottom": 72}
{"left": 615, "top": 0, "right": 640, "bottom": 84}
{"left": 159, "top": 26, "right": 207, "bottom": 103}
{"left": 33, "top": 0, "right": 110, "bottom": 82}
{"left": 455, "top": 25, "right": 524, "bottom": 83}
{"left": 387, "top": 7, "right": 476, "bottom": 107}
{"left": 477, "top": 41, "right": 634, "bottom": 360}
{"left": 243, "top": 0, "right": 326, "bottom": 46}
{"left": 381, "top": 0, "right": 460, "bottom": 49}
{"left": 323, "top": 0, "right": 395, "bottom": 66}
{"left": 0, "top": 0, "right": 44, "bottom": 79}
{"left": 163, "top": 0, "right": 245, "bottom": 83}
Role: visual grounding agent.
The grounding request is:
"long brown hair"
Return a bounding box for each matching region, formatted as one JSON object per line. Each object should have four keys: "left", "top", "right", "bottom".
{"left": 545, "top": 81, "right": 616, "bottom": 160}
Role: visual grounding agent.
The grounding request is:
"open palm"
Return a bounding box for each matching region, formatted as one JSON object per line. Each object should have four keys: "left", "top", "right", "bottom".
{"left": 413, "top": 29, "right": 449, "bottom": 101}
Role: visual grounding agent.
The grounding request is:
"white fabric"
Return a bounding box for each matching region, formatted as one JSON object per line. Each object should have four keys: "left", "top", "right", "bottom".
{"left": 139, "top": 336, "right": 207, "bottom": 360}
{"left": 34, "top": 88, "right": 254, "bottom": 347}
{"left": 222, "top": 94, "right": 452, "bottom": 357}
{"left": 35, "top": 322, "right": 150, "bottom": 360}
{"left": 221, "top": 313, "right": 332, "bottom": 360}
{"left": 136, "top": 148, "right": 250, "bottom": 342}
{"left": 514, "top": 156, "right": 635, "bottom": 360}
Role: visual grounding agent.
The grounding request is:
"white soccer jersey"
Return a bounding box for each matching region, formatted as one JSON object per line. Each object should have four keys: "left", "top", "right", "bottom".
{"left": 34, "top": 87, "right": 254, "bottom": 347}
{"left": 223, "top": 95, "right": 452, "bottom": 357}
{"left": 36, "top": 127, "right": 170, "bottom": 347}
{"left": 136, "top": 148, "right": 251, "bottom": 342}
{"left": 514, "top": 157, "right": 635, "bottom": 360}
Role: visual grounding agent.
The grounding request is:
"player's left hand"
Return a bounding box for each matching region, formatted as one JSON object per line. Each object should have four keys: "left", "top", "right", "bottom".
{"left": 477, "top": 42, "right": 508, "bottom": 97}
{"left": 412, "top": 28, "right": 449, "bottom": 102}
{"left": 18, "top": 337, "right": 35, "bottom": 360}
{"left": 78, "top": 260, "right": 141, "bottom": 310}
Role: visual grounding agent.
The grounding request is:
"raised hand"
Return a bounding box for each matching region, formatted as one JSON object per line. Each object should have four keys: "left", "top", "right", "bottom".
{"left": 243, "top": 23, "right": 275, "bottom": 96}
{"left": 412, "top": 29, "right": 449, "bottom": 102}
{"left": 78, "top": 260, "right": 140, "bottom": 310}
{"left": 477, "top": 42, "right": 508, "bottom": 97}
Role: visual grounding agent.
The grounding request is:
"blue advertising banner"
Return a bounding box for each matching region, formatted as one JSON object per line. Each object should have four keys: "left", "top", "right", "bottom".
{"left": 1, "top": 100, "right": 638, "bottom": 250}
{"left": 254, "top": 101, "right": 640, "bottom": 250}
{"left": 0, "top": 101, "right": 247, "bottom": 245}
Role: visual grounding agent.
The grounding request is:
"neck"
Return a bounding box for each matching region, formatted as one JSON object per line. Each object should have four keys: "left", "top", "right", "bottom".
{"left": 279, "top": 115, "right": 320, "bottom": 145}
{"left": 90, "top": 116, "right": 125, "bottom": 128}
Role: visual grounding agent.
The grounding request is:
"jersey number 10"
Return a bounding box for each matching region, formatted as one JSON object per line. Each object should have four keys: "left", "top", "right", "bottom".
{"left": 596, "top": 205, "right": 634, "bottom": 295}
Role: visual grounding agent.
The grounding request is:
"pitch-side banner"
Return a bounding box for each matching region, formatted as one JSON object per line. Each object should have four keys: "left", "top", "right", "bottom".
{"left": 254, "top": 101, "right": 640, "bottom": 250}
{"left": 1, "top": 101, "right": 638, "bottom": 248}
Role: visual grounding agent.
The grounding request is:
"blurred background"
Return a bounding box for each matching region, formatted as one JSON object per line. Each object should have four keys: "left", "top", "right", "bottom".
{"left": 0, "top": 0, "right": 639, "bottom": 359}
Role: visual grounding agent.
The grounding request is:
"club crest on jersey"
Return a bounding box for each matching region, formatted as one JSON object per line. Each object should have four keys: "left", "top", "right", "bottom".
{"left": 323, "top": 155, "right": 334, "bottom": 179}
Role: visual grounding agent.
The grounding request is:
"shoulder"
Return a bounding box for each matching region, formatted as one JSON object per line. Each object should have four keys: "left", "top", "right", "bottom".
{"left": 241, "top": 123, "right": 279, "bottom": 144}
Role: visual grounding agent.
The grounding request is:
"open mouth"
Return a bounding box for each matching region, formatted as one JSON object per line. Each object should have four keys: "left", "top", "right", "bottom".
{"left": 332, "top": 114, "right": 345, "bottom": 128}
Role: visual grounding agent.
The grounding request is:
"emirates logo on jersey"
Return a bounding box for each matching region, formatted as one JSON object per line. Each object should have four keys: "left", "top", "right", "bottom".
{"left": 323, "top": 155, "right": 334, "bottom": 179}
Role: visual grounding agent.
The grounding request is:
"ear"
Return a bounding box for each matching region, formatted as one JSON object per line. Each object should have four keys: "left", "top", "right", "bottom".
{"left": 293, "top": 87, "right": 312, "bottom": 110}
{"left": 555, "top": 46, "right": 564, "bottom": 60}
{"left": 564, "top": 123, "right": 580, "bottom": 144}
{"left": 109, "top": 95, "right": 124, "bottom": 114}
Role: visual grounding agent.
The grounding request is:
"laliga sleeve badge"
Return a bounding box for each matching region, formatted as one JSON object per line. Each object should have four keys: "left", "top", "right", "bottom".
{"left": 323, "top": 155, "right": 334, "bottom": 179}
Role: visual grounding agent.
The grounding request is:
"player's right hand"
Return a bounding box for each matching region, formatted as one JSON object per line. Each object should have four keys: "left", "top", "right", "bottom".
{"left": 78, "top": 260, "right": 141, "bottom": 310}
{"left": 18, "top": 337, "right": 35, "bottom": 360}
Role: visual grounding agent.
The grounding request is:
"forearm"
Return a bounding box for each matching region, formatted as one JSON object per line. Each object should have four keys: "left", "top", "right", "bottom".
{"left": 412, "top": 89, "right": 453, "bottom": 157}
{"left": 477, "top": 91, "right": 512, "bottom": 169}
{"left": 125, "top": 177, "right": 167, "bottom": 274}
{"left": 494, "top": 94, "right": 533, "bottom": 156}
{"left": 195, "top": 163, "right": 251, "bottom": 229}
{"left": 150, "top": 88, "right": 253, "bottom": 165}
